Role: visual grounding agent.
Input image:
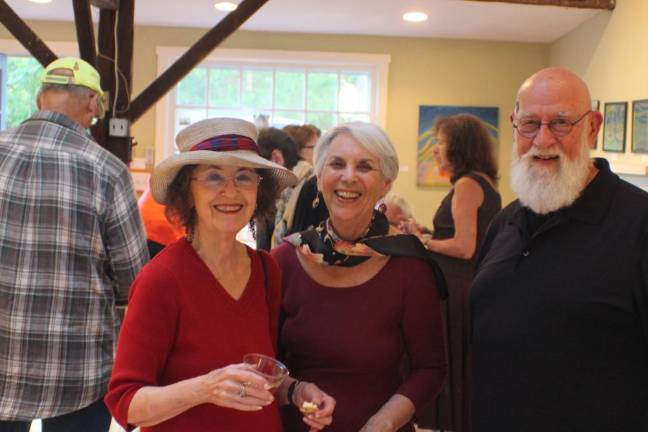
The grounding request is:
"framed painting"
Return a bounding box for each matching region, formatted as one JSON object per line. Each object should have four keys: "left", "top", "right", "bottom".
{"left": 631, "top": 99, "right": 648, "bottom": 154}
{"left": 602, "top": 102, "right": 627, "bottom": 153}
{"left": 417, "top": 106, "right": 499, "bottom": 187}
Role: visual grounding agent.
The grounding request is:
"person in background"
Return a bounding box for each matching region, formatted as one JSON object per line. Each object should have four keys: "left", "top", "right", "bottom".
{"left": 404, "top": 113, "right": 501, "bottom": 432}
{"left": 272, "top": 124, "right": 322, "bottom": 247}
{"left": 383, "top": 192, "right": 414, "bottom": 228}
{"left": 105, "top": 118, "right": 334, "bottom": 432}
{"left": 273, "top": 122, "right": 447, "bottom": 432}
{"left": 283, "top": 123, "right": 320, "bottom": 166}
{"left": 255, "top": 127, "right": 300, "bottom": 250}
{"left": 471, "top": 67, "right": 648, "bottom": 431}
{"left": 0, "top": 57, "right": 148, "bottom": 432}
{"left": 138, "top": 184, "right": 185, "bottom": 257}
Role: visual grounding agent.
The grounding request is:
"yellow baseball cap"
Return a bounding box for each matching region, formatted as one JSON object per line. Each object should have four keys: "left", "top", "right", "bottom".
{"left": 41, "top": 57, "right": 107, "bottom": 118}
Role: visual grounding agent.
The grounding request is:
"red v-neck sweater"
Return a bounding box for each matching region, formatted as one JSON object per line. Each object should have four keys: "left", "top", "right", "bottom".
{"left": 105, "top": 239, "right": 283, "bottom": 432}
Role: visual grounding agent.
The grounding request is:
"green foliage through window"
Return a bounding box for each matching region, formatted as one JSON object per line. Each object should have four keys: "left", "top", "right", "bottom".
{"left": 175, "top": 63, "right": 372, "bottom": 134}
{"left": 7, "top": 56, "right": 43, "bottom": 128}
{"left": 242, "top": 69, "right": 273, "bottom": 110}
{"left": 176, "top": 68, "right": 206, "bottom": 106}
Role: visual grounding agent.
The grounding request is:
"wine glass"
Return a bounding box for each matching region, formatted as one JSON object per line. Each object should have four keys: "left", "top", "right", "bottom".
{"left": 242, "top": 353, "right": 289, "bottom": 392}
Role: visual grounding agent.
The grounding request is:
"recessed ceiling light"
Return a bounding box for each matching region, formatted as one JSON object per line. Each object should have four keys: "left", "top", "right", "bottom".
{"left": 403, "top": 11, "right": 428, "bottom": 23}
{"left": 28, "top": 0, "right": 53, "bottom": 3}
{"left": 214, "top": 1, "right": 238, "bottom": 11}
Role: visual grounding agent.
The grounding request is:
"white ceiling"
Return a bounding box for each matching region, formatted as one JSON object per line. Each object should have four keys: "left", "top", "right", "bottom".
{"left": 6, "top": 0, "right": 602, "bottom": 43}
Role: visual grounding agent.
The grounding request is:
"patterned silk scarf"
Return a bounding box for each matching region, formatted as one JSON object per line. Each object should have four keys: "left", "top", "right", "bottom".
{"left": 285, "top": 211, "right": 448, "bottom": 299}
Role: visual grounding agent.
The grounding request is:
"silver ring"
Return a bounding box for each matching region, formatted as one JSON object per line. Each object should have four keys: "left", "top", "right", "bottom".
{"left": 238, "top": 383, "right": 247, "bottom": 398}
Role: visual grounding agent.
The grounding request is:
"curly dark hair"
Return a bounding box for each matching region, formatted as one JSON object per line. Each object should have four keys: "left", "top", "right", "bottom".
{"left": 434, "top": 113, "right": 499, "bottom": 184}
{"left": 164, "top": 165, "right": 281, "bottom": 237}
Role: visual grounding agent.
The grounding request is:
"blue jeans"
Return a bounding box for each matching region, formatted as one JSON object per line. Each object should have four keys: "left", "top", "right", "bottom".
{"left": 0, "top": 399, "right": 111, "bottom": 432}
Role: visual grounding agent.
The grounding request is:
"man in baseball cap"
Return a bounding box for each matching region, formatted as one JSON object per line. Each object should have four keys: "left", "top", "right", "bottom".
{"left": 0, "top": 57, "right": 148, "bottom": 430}
{"left": 39, "top": 56, "right": 108, "bottom": 122}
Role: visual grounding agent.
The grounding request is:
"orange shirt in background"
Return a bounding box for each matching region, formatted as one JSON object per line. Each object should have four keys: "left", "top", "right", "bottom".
{"left": 138, "top": 187, "right": 185, "bottom": 245}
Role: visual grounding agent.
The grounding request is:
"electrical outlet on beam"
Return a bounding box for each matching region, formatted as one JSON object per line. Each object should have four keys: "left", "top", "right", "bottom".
{"left": 109, "top": 118, "right": 130, "bottom": 137}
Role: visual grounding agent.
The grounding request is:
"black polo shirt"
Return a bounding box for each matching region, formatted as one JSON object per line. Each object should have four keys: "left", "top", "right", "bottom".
{"left": 470, "top": 158, "right": 648, "bottom": 432}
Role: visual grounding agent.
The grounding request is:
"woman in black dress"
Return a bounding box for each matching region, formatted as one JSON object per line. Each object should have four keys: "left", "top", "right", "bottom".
{"left": 404, "top": 113, "right": 501, "bottom": 432}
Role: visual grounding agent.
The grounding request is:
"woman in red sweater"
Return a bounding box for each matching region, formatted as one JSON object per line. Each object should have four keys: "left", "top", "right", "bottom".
{"left": 105, "top": 118, "right": 335, "bottom": 432}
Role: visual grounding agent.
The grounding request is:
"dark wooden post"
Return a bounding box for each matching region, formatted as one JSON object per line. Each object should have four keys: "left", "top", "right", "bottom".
{"left": 102, "top": 0, "right": 134, "bottom": 164}
{"left": 92, "top": 8, "right": 116, "bottom": 148}
{"left": 72, "top": 0, "right": 97, "bottom": 66}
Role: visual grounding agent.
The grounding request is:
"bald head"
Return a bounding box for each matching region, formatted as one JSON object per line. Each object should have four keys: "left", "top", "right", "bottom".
{"left": 516, "top": 67, "right": 592, "bottom": 115}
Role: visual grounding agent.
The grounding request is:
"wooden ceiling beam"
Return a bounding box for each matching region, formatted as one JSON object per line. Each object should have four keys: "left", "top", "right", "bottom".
{"left": 128, "top": 0, "right": 269, "bottom": 122}
{"left": 72, "top": 0, "right": 97, "bottom": 66}
{"left": 470, "top": 0, "right": 615, "bottom": 10}
{"left": 0, "top": 0, "right": 57, "bottom": 67}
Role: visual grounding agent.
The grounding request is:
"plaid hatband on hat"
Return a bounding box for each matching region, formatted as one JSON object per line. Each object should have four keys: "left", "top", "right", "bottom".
{"left": 190, "top": 134, "right": 258, "bottom": 153}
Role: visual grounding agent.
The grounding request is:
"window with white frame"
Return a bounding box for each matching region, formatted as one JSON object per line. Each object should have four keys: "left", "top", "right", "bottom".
{"left": 155, "top": 48, "right": 390, "bottom": 163}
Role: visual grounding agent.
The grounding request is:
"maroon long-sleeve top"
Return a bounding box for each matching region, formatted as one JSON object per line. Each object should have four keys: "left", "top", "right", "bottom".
{"left": 273, "top": 243, "right": 447, "bottom": 432}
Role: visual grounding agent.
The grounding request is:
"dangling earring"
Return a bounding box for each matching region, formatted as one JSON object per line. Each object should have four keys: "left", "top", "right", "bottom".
{"left": 312, "top": 194, "right": 320, "bottom": 209}
{"left": 249, "top": 218, "right": 257, "bottom": 240}
{"left": 378, "top": 202, "right": 387, "bottom": 213}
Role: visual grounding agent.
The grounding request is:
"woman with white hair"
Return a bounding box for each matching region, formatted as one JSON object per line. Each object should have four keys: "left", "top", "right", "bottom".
{"left": 105, "top": 118, "right": 334, "bottom": 431}
{"left": 383, "top": 192, "right": 414, "bottom": 228}
{"left": 273, "top": 122, "right": 447, "bottom": 432}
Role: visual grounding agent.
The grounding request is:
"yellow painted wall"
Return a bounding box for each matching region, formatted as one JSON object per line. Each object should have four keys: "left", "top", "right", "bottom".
{"left": 1, "top": 21, "right": 549, "bottom": 224}
{"left": 550, "top": 1, "right": 648, "bottom": 171}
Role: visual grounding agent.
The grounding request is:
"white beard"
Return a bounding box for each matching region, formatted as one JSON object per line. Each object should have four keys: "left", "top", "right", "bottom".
{"left": 510, "top": 135, "right": 592, "bottom": 215}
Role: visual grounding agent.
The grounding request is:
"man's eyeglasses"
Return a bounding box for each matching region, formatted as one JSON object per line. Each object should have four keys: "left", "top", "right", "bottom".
{"left": 191, "top": 171, "right": 263, "bottom": 190}
{"left": 513, "top": 110, "right": 591, "bottom": 138}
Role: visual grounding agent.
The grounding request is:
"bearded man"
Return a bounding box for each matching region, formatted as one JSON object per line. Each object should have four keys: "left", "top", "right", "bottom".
{"left": 470, "top": 67, "right": 648, "bottom": 431}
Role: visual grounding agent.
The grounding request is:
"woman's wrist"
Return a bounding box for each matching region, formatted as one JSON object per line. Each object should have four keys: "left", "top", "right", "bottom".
{"left": 287, "top": 380, "right": 301, "bottom": 405}
{"left": 194, "top": 372, "right": 216, "bottom": 405}
{"left": 277, "top": 378, "right": 301, "bottom": 406}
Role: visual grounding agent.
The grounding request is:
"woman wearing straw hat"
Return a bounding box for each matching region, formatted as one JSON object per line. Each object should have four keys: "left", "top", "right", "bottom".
{"left": 105, "top": 118, "right": 335, "bottom": 431}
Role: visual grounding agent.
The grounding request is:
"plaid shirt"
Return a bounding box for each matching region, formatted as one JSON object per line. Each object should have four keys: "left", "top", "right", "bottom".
{"left": 0, "top": 111, "right": 149, "bottom": 420}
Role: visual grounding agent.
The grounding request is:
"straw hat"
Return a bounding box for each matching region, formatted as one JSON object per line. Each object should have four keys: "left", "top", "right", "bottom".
{"left": 150, "top": 117, "right": 297, "bottom": 204}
